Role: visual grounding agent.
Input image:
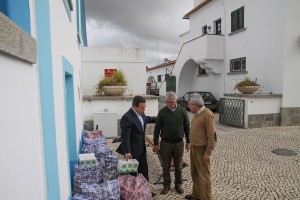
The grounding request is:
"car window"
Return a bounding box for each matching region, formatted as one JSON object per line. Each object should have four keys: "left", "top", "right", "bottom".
{"left": 207, "top": 93, "right": 215, "bottom": 100}
{"left": 182, "top": 91, "right": 216, "bottom": 101}
{"left": 183, "top": 93, "right": 189, "bottom": 101}
{"left": 202, "top": 92, "right": 208, "bottom": 97}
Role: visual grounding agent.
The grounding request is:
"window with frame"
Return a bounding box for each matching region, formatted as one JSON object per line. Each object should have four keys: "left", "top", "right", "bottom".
{"left": 63, "top": 0, "right": 74, "bottom": 21}
{"left": 198, "top": 66, "right": 207, "bottom": 76}
{"left": 0, "top": 0, "right": 31, "bottom": 34}
{"left": 202, "top": 25, "right": 207, "bottom": 35}
{"left": 157, "top": 75, "right": 162, "bottom": 82}
{"left": 231, "top": 6, "right": 244, "bottom": 32}
{"left": 215, "top": 19, "right": 221, "bottom": 35}
{"left": 165, "top": 74, "right": 170, "bottom": 81}
{"left": 230, "top": 57, "right": 246, "bottom": 72}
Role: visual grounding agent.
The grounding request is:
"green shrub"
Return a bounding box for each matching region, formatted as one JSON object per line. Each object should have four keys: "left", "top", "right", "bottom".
{"left": 235, "top": 77, "right": 259, "bottom": 87}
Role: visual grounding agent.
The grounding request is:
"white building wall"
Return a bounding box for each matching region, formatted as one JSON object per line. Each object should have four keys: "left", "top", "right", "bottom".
{"left": 1, "top": 1, "right": 85, "bottom": 199}
{"left": 282, "top": 0, "right": 300, "bottom": 107}
{"left": 191, "top": 69, "right": 224, "bottom": 99}
{"left": 186, "top": 0, "right": 284, "bottom": 94}
{"left": 188, "top": 1, "right": 223, "bottom": 40}
{"left": 82, "top": 47, "right": 147, "bottom": 96}
{"left": 247, "top": 98, "right": 281, "bottom": 115}
{"left": 176, "top": 0, "right": 297, "bottom": 97}
{"left": 172, "top": 47, "right": 193, "bottom": 97}
{"left": 82, "top": 98, "right": 158, "bottom": 121}
{"left": 224, "top": 0, "right": 285, "bottom": 94}
{"left": 0, "top": 54, "right": 45, "bottom": 200}
{"left": 49, "top": 1, "right": 83, "bottom": 199}
{"left": 0, "top": 1, "right": 46, "bottom": 199}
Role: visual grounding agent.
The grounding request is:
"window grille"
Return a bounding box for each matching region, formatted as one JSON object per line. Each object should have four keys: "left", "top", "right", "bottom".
{"left": 231, "top": 6, "right": 244, "bottom": 32}
{"left": 230, "top": 57, "right": 246, "bottom": 72}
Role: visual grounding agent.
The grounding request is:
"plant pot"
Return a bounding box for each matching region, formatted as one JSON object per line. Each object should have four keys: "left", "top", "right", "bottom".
{"left": 102, "top": 86, "right": 127, "bottom": 96}
{"left": 236, "top": 86, "right": 259, "bottom": 94}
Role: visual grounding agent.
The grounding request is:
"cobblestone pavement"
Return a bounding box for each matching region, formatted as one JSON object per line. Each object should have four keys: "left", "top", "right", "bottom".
{"left": 108, "top": 126, "right": 300, "bottom": 200}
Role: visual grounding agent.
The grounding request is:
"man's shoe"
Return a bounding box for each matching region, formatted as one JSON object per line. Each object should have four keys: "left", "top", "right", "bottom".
{"left": 175, "top": 186, "right": 184, "bottom": 194}
{"left": 160, "top": 186, "right": 170, "bottom": 195}
{"left": 185, "top": 194, "right": 200, "bottom": 200}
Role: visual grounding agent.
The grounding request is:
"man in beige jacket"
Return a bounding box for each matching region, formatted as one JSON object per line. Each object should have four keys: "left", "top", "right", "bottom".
{"left": 185, "top": 93, "right": 217, "bottom": 200}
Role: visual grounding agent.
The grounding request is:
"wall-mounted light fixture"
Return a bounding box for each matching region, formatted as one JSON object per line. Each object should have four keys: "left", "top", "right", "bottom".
{"left": 207, "top": 26, "right": 211, "bottom": 32}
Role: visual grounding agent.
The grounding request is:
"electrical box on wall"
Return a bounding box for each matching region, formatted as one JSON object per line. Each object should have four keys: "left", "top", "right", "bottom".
{"left": 93, "top": 111, "right": 118, "bottom": 138}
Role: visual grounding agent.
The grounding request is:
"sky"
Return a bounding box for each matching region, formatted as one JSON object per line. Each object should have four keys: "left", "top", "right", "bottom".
{"left": 85, "top": 0, "right": 194, "bottom": 67}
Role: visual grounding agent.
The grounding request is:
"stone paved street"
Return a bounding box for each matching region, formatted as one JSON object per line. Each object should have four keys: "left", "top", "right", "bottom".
{"left": 108, "top": 123, "right": 300, "bottom": 200}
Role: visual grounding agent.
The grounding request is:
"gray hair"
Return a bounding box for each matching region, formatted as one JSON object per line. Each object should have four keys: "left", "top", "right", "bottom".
{"left": 188, "top": 93, "right": 204, "bottom": 107}
{"left": 165, "top": 91, "right": 178, "bottom": 101}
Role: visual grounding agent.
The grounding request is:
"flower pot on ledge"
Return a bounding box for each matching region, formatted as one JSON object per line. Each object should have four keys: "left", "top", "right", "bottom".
{"left": 236, "top": 86, "right": 259, "bottom": 94}
{"left": 102, "top": 86, "right": 127, "bottom": 96}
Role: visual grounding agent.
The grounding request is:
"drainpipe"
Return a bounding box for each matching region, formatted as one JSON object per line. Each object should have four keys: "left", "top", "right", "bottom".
{"left": 221, "top": 0, "right": 227, "bottom": 95}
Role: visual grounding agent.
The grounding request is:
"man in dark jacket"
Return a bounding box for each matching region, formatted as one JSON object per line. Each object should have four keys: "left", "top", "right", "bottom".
{"left": 117, "top": 95, "right": 156, "bottom": 181}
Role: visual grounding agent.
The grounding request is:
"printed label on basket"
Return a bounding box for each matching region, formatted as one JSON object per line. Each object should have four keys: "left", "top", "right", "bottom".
{"left": 117, "top": 159, "right": 128, "bottom": 173}
{"left": 85, "top": 160, "right": 91, "bottom": 166}
{"left": 117, "top": 159, "right": 139, "bottom": 173}
{"left": 79, "top": 153, "right": 97, "bottom": 167}
{"left": 128, "top": 159, "right": 139, "bottom": 173}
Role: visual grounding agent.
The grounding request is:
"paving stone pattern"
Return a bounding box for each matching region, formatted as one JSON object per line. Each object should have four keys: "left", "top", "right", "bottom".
{"left": 108, "top": 126, "right": 300, "bottom": 200}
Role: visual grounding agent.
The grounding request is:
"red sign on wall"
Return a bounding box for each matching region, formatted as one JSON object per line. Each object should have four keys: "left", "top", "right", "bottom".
{"left": 104, "top": 69, "right": 117, "bottom": 77}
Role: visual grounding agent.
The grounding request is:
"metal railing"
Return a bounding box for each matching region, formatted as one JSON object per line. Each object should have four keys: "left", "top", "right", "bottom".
{"left": 219, "top": 98, "right": 245, "bottom": 128}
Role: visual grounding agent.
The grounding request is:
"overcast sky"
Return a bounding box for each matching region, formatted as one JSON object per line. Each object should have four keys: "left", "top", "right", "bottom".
{"left": 85, "top": 0, "right": 193, "bottom": 67}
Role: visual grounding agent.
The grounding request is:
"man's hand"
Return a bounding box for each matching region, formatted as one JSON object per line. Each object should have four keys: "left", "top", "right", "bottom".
{"left": 204, "top": 152, "right": 210, "bottom": 161}
{"left": 185, "top": 143, "right": 191, "bottom": 152}
{"left": 154, "top": 145, "right": 160, "bottom": 153}
{"left": 125, "top": 153, "right": 132, "bottom": 160}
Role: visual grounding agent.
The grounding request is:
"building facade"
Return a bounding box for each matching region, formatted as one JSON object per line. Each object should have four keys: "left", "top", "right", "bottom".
{"left": 146, "top": 59, "right": 175, "bottom": 101}
{"left": 0, "top": 0, "right": 87, "bottom": 199}
{"left": 82, "top": 47, "right": 147, "bottom": 97}
{"left": 81, "top": 47, "right": 158, "bottom": 133}
{"left": 165, "top": 0, "right": 300, "bottom": 126}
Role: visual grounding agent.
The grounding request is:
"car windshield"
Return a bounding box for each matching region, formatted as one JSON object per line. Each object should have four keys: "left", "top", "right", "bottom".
{"left": 178, "top": 91, "right": 217, "bottom": 111}
{"left": 182, "top": 92, "right": 215, "bottom": 101}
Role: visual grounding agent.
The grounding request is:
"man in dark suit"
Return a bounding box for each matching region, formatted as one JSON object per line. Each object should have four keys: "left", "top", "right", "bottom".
{"left": 117, "top": 95, "right": 156, "bottom": 181}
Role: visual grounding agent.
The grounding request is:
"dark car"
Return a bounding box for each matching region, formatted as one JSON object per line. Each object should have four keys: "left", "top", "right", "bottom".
{"left": 177, "top": 91, "right": 218, "bottom": 112}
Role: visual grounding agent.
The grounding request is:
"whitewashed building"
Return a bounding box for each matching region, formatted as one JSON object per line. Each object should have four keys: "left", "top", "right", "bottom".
{"left": 146, "top": 58, "right": 175, "bottom": 101}
{"left": 150, "top": 0, "right": 300, "bottom": 127}
{"left": 0, "top": 0, "right": 87, "bottom": 199}
{"left": 81, "top": 47, "right": 159, "bottom": 135}
{"left": 82, "top": 47, "right": 147, "bottom": 97}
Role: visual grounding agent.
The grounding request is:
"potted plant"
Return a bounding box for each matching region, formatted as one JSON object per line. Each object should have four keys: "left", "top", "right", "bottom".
{"left": 95, "top": 70, "right": 127, "bottom": 96}
{"left": 235, "top": 77, "right": 260, "bottom": 94}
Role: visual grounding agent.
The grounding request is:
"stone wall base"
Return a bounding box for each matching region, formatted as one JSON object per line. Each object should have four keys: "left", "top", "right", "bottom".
{"left": 281, "top": 107, "right": 300, "bottom": 126}
{"left": 248, "top": 113, "right": 281, "bottom": 128}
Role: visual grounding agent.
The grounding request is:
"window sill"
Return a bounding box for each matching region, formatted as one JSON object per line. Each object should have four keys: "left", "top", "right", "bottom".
{"left": 196, "top": 74, "right": 209, "bottom": 77}
{"left": 227, "top": 71, "right": 248, "bottom": 75}
{"left": 0, "top": 13, "right": 37, "bottom": 64}
{"left": 228, "top": 27, "right": 247, "bottom": 36}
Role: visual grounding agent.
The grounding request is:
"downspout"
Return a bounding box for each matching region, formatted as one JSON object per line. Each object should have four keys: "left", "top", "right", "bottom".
{"left": 221, "top": 1, "right": 227, "bottom": 95}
